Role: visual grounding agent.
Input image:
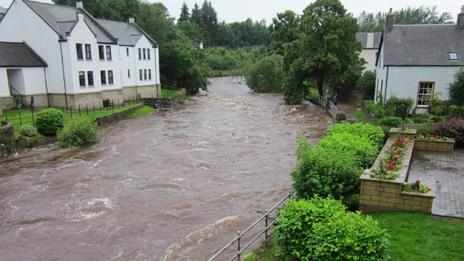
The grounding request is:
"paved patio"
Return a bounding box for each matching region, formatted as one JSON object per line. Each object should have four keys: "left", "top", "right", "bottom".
{"left": 408, "top": 149, "right": 464, "bottom": 218}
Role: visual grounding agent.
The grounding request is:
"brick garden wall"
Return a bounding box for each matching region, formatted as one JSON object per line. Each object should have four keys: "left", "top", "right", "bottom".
{"left": 414, "top": 139, "right": 455, "bottom": 152}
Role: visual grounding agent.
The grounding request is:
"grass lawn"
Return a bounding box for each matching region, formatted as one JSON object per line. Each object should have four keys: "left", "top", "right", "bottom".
{"left": 354, "top": 108, "right": 370, "bottom": 123}
{"left": 248, "top": 212, "right": 464, "bottom": 261}
{"left": 161, "top": 88, "right": 178, "bottom": 98}
{"left": 128, "top": 106, "right": 155, "bottom": 119}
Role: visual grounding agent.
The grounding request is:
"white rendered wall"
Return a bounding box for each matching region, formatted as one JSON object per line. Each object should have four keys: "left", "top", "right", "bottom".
{"left": 134, "top": 36, "right": 157, "bottom": 86}
{"left": 0, "top": 69, "right": 10, "bottom": 97}
{"left": 361, "top": 49, "right": 377, "bottom": 72}
{"left": 0, "top": 0, "right": 63, "bottom": 94}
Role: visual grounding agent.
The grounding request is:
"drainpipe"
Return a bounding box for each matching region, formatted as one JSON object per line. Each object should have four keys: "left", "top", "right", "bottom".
{"left": 43, "top": 68, "right": 50, "bottom": 107}
{"left": 384, "top": 66, "right": 390, "bottom": 104}
{"left": 59, "top": 40, "right": 69, "bottom": 109}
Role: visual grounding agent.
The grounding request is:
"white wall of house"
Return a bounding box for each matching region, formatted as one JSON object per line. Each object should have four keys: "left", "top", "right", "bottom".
{"left": 375, "top": 47, "right": 387, "bottom": 102}
{"left": 361, "top": 49, "right": 377, "bottom": 72}
{"left": 118, "top": 45, "right": 137, "bottom": 87}
{"left": 134, "top": 36, "right": 157, "bottom": 86}
{"left": 0, "top": 0, "right": 63, "bottom": 94}
{"left": 0, "top": 69, "right": 10, "bottom": 97}
{"left": 8, "top": 68, "right": 46, "bottom": 95}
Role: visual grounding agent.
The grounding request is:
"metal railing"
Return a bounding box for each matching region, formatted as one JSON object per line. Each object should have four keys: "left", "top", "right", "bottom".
{"left": 208, "top": 191, "right": 293, "bottom": 261}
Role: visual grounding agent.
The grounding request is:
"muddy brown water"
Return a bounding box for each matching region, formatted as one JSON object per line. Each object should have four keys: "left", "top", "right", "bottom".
{"left": 0, "top": 77, "right": 332, "bottom": 260}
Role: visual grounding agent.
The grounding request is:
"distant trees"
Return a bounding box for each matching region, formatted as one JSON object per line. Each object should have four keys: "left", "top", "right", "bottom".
{"left": 53, "top": 0, "right": 139, "bottom": 21}
{"left": 282, "top": 0, "right": 363, "bottom": 104}
{"left": 270, "top": 11, "right": 300, "bottom": 55}
{"left": 358, "top": 6, "right": 453, "bottom": 32}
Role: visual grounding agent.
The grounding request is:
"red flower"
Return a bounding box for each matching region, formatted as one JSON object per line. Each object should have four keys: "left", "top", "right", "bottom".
{"left": 416, "top": 180, "right": 421, "bottom": 185}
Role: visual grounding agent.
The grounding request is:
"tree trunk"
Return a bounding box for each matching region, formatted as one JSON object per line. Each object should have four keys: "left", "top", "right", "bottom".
{"left": 316, "top": 80, "right": 324, "bottom": 96}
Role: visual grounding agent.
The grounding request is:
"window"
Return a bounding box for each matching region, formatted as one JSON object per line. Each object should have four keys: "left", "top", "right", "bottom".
{"left": 85, "top": 44, "right": 92, "bottom": 60}
{"left": 144, "top": 69, "right": 147, "bottom": 80}
{"left": 106, "top": 46, "right": 112, "bottom": 60}
{"left": 108, "top": 70, "right": 114, "bottom": 84}
{"left": 148, "top": 69, "right": 152, "bottom": 80}
{"left": 76, "top": 43, "right": 83, "bottom": 60}
{"left": 417, "top": 82, "right": 434, "bottom": 107}
{"left": 138, "top": 48, "right": 142, "bottom": 60}
{"left": 143, "top": 48, "right": 146, "bottom": 60}
{"left": 98, "top": 45, "right": 105, "bottom": 60}
{"left": 78, "top": 71, "right": 86, "bottom": 87}
{"left": 449, "top": 52, "right": 459, "bottom": 61}
{"left": 139, "top": 69, "right": 143, "bottom": 80}
{"left": 147, "top": 49, "right": 151, "bottom": 60}
{"left": 101, "top": 70, "right": 107, "bottom": 85}
{"left": 128, "top": 69, "right": 131, "bottom": 79}
{"left": 87, "top": 71, "right": 94, "bottom": 87}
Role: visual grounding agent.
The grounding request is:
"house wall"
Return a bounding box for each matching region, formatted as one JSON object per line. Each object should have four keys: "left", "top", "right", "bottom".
{"left": 0, "top": 0, "right": 63, "bottom": 94}
{"left": 361, "top": 48, "right": 377, "bottom": 72}
{"left": 375, "top": 46, "right": 387, "bottom": 102}
{"left": 0, "top": 69, "right": 10, "bottom": 97}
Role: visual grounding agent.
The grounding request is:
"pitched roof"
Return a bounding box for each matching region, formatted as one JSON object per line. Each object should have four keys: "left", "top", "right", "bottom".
{"left": 0, "top": 41, "right": 47, "bottom": 67}
{"left": 96, "top": 19, "right": 157, "bottom": 46}
{"left": 0, "top": 7, "right": 7, "bottom": 14}
{"left": 24, "top": 0, "right": 115, "bottom": 43}
{"left": 356, "top": 32, "right": 382, "bottom": 49}
{"left": 382, "top": 24, "right": 464, "bottom": 66}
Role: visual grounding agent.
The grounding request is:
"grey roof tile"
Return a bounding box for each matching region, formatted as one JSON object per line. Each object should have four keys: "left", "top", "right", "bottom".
{"left": 383, "top": 24, "right": 464, "bottom": 66}
{"left": 0, "top": 41, "right": 47, "bottom": 67}
{"left": 96, "top": 19, "right": 157, "bottom": 46}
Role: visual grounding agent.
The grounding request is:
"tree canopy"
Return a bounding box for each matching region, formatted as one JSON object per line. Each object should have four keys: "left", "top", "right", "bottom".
{"left": 270, "top": 11, "right": 300, "bottom": 55}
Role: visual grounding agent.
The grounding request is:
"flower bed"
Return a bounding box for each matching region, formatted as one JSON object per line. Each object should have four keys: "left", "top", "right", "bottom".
{"left": 414, "top": 134, "right": 455, "bottom": 152}
{"left": 370, "top": 135, "right": 408, "bottom": 180}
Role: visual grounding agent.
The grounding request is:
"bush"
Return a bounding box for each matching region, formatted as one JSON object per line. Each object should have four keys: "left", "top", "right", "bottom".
{"left": 318, "top": 132, "right": 378, "bottom": 168}
{"left": 58, "top": 118, "right": 98, "bottom": 148}
{"left": 449, "top": 69, "right": 464, "bottom": 106}
{"left": 291, "top": 138, "right": 363, "bottom": 207}
{"left": 448, "top": 105, "right": 464, "bottom": 118}
{"left": 384, "top": 96, "right": 413, "bottom": 119}
{"left": 245, "top": 54, "right": 284, "bottom": 93}
{"left": 430, "top": 95, "right": 449, "bottom": 116}
{"left": 326, "top": 122, "right": 385, "bottom": 149}
{"left": 275, "top": 197, "right": 390, "bottom": 261}
{"left": 410, "top": 113, "right": 433, "bottom": 124}
{"left": 434, "top": 117, "right": 464, "bottom": 147}
{"left": 19, "top": 125, "right": 38, "bottom": 137}
{"left": 357, "top": 70, "right": 376, "bottom": 99}
{"left": 377, "top": 116, "right": 403, "bottom": 127}
{"left": 35, "top": 109, "right": 64, "bottom": 137}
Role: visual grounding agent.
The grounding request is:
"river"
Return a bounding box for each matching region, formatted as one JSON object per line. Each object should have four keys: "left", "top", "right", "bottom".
{"left": 0, "top": 77, "right": 332, "bottom": 260}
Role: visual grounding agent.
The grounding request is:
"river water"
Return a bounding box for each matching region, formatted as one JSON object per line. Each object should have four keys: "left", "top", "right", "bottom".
{"left": 0, "top": 77, "right": 331, "bottom": 260}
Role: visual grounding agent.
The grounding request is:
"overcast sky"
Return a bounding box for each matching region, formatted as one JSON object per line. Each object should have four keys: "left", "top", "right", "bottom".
{"left": 0, "top": 0, "right": 460, "bottom": 23}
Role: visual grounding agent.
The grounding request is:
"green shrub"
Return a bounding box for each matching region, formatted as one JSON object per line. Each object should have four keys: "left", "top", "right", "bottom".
{"left": 35, "top": 109, "right": 64, "bottom": 136}
{"left": 326, "top": 122, "right": 385, "bottom": 149}
{"left": 448, "top": 105, "right": 464, "bottom": 118}
{"left": 275, "top": 197, "right": 390, "bottom": 261}
{"left": 384, "top": 96, "right": 413, "bottom": 119}
{"left": 19, "top": 125, "right": 38, "bottom": 137}
{"left": 449, "top": 69, "right": 464, "bottom": 106}
{"left": 357, "top": 70, "right": 376, "bottom": 99}
{"left": 291, "top": 139, "right": 363, "bottom": 207}
{"left": 58, "top": 118, "right": 98, "bottom": 148}
{"left": 430, "top": 95, "right": 449, "bottom": 116}
{"left": 318, "top": 132, "right": 378, "bottom": 168}
{"left": 377, "top": 116, "right": 403, "bottom": 127}
{"left": 245, "top": 54, "right": 284, "bottom": 93}
{"left": 410, "top": 113, "right": 433, "bottom": 124}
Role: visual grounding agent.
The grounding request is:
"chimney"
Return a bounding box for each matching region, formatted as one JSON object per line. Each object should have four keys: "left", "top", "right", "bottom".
{"left": 76, "top": 0, "right": 83, "bottom": 9}
{"left": 458, "top": 5, "right": 464, "bottom": 29}
{"left": 128, "top": 17, "right": 135, "bottom": 24}
{"left": 386, "top": 8, "right": 395, "bottom": 31}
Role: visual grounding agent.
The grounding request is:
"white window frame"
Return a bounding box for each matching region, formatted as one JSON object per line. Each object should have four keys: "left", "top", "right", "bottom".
{"left": 417, "top": 81, "right": 435, "bottom": 107}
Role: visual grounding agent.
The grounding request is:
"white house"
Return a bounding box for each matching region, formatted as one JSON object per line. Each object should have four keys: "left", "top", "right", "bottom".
{"left": 0, "top": 0, "right": 161, "bottom": 110}
{"left": 356, "top": 32, "right": 381, "bottom": 72}
{"left": 0, "top": 7, "right": 6, "bottom": 21}
{"left": 375, "top": 8, "right": 464, "bottom": 113}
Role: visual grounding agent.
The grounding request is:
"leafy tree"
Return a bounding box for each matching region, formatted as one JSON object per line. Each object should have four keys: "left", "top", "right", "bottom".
{"left": 357, "top": 70, "right": 376, "bottom": 99}
{"left": 270, "top": 11, "right": 300, "bottom": 55}
{"left": 449, "top": 69, "right": 464, "bottom": 106}
{"left": 190, "top": 4, "right": 204, "bottom": 29}
{"left": 53, "top": 0, "right": 139, "bottom": 21}
{"left": 136, "top": 2, "right": 177, "bottom": 47}
{"left": 358, "top": 6, "right": 453, "bottom": 32}
{"left": 284, "top": 0, "right": 363, "bottom": 102}
{"left": 178, "top": 2, "right": 190, "bottom": 24}
{"left": 246, "top": 54, "right": 284, "bottom": 93}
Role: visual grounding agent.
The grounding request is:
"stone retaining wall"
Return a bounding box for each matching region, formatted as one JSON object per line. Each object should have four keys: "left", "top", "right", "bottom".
{"left": 143, "top": 89, "right": 186, "bottom": 109}
{"left": 95, "top": 104, "right": 143, "bottom": 127}
{"left": 414, "top": 139, "right": 455, "bottom": 152}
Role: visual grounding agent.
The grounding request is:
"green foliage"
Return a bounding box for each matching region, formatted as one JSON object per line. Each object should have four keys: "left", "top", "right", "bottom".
{"left": 246, "top": 54, "right": 284, "bottom": 93}
{"left": 430, "top": 94, "right": 449, "bottom": 116}
{"left": 19, "top": 125, "right": 38, "bottom": 137}
{"left": 384, "top": 96, "right": 413, "bottom": 119}
{"left": 291, "top": 139, "right": 363, "bottom": 207}
{"left": 58, "top": 118, "right": 98, "bottom": 148}
{"left": 448, "top": 105, "right": 464, "bottom": 118}
{"left": 449, "top": 69, "right": 464, "bottom": 106}
{"left": 358, "top": 6, "right": 453, "bottom": 32}
{"left": 318, "top": 132, "right": 378, "bottom": 168}
{"left": 357, "top": 70, "right": 376, "bottom": 99}
{"left": 128, "top": 106, "right": 155, "bottom": 119}
{"left": 377, "top": 116, "right": 403, "bottom": 127}
{"left": 326, "top": 122, "right": 385, "bottom": 149}
{"left": 275, "top": 197, "right": 390, "bottom": 261}
{"left": 35, "top": 109, "right": 64, "bottom": 137}
{"left": 270, "top": 11, "right": 300, "bottom": 55}
{"left": 53, "top": 0, "right": 140, "bottom": 21}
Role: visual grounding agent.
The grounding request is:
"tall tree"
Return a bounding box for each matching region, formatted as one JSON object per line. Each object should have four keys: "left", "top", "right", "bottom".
{"left": 52, "top": 0, "right": 140, "bottom": 21}
{"left": 178, "top": 2, "right": 190, "bottom": 24}
{"left": 284, "top": 0, "right": 363, "bottom": 102}
{"left": 270, "top": 11, "right": 300, "bottom": 55}
{"left": 358, "top": 6, "right": 453, "bottom": 32}
{"left": 190, "top": 3, "right": 203, "bottom": 27}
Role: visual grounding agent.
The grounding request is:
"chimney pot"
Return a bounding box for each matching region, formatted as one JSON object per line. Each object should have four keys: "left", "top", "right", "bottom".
{"left": 76, "top": 0, "right": 83, "bottom": 9}
{"left": 128, "top": 17, "right": 135, "bottom": 23}
{"left": 458, "top": 5, "right": 464, "bottom": 29}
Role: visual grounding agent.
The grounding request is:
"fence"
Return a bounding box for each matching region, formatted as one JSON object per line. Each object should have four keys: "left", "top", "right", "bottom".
{"left": 208, "top": 191, "right": 293, "bottom": 261}
{"left": 0, "top": 97, "right": 141, "bottom": 129}
{"left": 309, "top": 94, "right": 346, "bottom": 122}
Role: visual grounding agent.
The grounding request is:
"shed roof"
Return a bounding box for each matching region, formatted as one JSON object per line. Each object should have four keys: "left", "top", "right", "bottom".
{"left": 0, "top": 42, "right": 47, "bottom": 67}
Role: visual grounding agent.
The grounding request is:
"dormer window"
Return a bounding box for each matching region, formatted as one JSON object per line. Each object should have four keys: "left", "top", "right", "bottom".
{"left": 449, "top": 52, "right": 459, "bottom": 60}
